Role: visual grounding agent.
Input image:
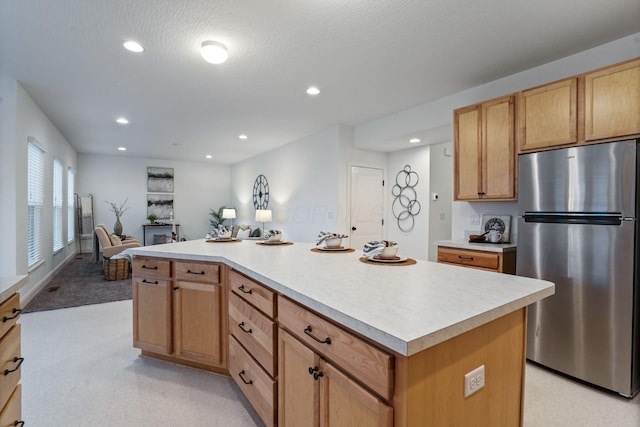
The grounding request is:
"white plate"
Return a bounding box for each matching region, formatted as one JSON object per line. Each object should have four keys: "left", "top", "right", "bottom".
{"left": 206, "top": 238, "right": 238, "bottom": 242}
{"left": 258, "top": 241, "right": 289, "bottom": 245}
{"left": 366, "top": 255, "right": 408, "bottom": 263}
{"left": 318, "top": 246, "right": 349, "bottom": 251}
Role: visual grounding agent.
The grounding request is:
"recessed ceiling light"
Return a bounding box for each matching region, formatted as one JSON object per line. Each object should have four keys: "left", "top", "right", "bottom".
{"left": 409, "top": 138, "right": 421, "bottom": 144}
{"left": 116, "top": 117, "right": 129, "bottom": 124}
{"left": 206, "top": 155, "right": 213, "bottom": 159}
{"left": 306, "top": 86, "right": 320, "bottom": 95}
{"left": 201, "top": 41, "right": 228, "bottom": 64}
{"left": 123, "top": 41, "right": 144, "bottom": 53}
{"left": 239, "top": 134, "right": 248, "bottom": 140}
{"left": 118, "top": 147, "right": 127, "bottom": 151}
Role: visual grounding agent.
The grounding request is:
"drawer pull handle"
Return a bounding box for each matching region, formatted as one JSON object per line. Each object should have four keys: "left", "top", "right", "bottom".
{"left": 12, "top": 421, "right": 24, "bottom": 427}
{"left": 308, "top": 366, "right": 324, "bottom": 380}
{"left": 2, "top": 308, "right": 22, "bottom": 322}
{"left": 304, "top": 326, "right": 331, "bottom": 345}
{"left": 458, "top": 255, "right": 474, "bottom": 261}
{"left": 4, "top": 357, "right": 24, "bottom": 375}
{"left": 238, "top": 322, "right": 253, "bottom": 334}
{"left": 142, "top": 279, "right": 159, "bottom": 285}
{"left": 238, "top": 370, "right": 253, "bottom": 385}
{"left": 141, "top": 265, "right": 158, "bottom": 270}
{"left": 187, "top": 269, "right": 205, "bottom": 275}
{"left": 238, "top": 285, "right": 253, "bottom": 294}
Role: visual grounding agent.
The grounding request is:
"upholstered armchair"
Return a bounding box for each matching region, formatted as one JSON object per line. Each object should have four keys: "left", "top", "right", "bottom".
{"left": 94, "top": 226, "right": 141, "bottom": 258}
{"left": 97, "top": 224, "right": 140, "bottom": 245}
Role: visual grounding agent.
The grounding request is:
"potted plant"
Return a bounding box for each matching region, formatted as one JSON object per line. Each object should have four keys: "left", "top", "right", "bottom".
{"left": 147, "top": 213, "right": 158, "bottom": 224}
{"left": 105, "top": 198, "right": 130, "bottom": 235}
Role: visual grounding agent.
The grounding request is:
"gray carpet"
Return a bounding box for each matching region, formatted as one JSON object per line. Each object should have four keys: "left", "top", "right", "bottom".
{"left": 23, "top": 254, "right": 132, "bottom": 313}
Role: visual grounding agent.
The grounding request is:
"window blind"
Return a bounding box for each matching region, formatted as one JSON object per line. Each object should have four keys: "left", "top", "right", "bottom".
{"left": 67, "top": 168, "right": 75, "bottom": 243}
{"left": 53, "top": 159, "right": 64, "bottom": 252}
{"left": 27, "top": 140, "right": 45, "bottom": 267}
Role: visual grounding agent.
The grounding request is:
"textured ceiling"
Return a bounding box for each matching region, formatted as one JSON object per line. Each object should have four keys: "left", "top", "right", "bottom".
{"left": 1, "top": 0, "right": 639, "bottom": 164}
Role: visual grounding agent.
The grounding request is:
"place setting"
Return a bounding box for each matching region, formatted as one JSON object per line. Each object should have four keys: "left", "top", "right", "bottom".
{"left": 310, "top": 231, "right": 355, "bottom": 253}
{"left": 256, "top": 229, "right": 294, "bottom": 246}
{"left": 359, "top": 240, "right": 416, "bottom": 266}
{"left": 205, "top": 226, "right": 241, "bottom": 243}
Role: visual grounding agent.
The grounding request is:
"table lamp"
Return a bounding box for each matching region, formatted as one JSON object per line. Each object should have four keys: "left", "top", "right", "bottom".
{"left": 222, "top": 208, "right": 236, "bottom": 227}
{"left": 255, "top": 209, "right": 272, "bottom": 238}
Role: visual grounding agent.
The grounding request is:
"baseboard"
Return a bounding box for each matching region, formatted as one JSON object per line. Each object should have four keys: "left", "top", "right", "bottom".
{"left": 21, "top": 250, "right": 79, "bottom": 308}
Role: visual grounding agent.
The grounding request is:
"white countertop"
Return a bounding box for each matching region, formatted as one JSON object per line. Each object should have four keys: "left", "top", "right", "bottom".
{"left": 127, "top": 240, "right": 552, "bottom": 356}
{"left": 437, "top": 239, "right": 517, "bottom": 253}
{"left": 0, "top": 275, "right": 29, "bottom": 303}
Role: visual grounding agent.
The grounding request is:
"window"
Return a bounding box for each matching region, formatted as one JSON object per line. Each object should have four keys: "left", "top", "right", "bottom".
{"left": 67, "top": 168, "right": 75, "bottom": 244}
{"left": 27, "top": 139, "right": 45, "bottom": 267}
{"left": 53, "top": 159, "right": 64, "bottom": 252}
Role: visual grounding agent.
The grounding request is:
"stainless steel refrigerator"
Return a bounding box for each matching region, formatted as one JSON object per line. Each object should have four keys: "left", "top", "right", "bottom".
{"left": 517, "top": 139, "right": 640, "bottom": 397}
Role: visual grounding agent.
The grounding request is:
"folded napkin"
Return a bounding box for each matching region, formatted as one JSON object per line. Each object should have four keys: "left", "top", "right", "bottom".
{"left": 316, "top": 231, "right": 349, "bottom": 246}
{"left": 362, "top": 240, "right": 397, "bottom": 258}
{"left": 206, "top": 225, "right": 230, "bottom": 239}
{"left": 262, "top": 229, "right": 282, "bottom": 240}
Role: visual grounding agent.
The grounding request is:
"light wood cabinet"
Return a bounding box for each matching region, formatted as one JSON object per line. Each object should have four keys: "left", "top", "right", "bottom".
{"left": 278, "top": 329, "right": 393, "bottom": 427}
{"left": 0, "top": 293, "right": 23, "bottom": 427}
{"left": 133, "top": 256, "right": 227, "bottom": 371}
{"left": 228, "top": 269, "right": 277, "bottom": 427}
{"left": 437, "top": 246, "right": 516, "bottom": 274}
{"left": 454, "top": 95, "right": 516, "bottom": 201}
{"left": 518, "top": 78, "right": 578, "bottom": 151}
{"left": 585, "top": 58, "right": 640, "bottom": 141}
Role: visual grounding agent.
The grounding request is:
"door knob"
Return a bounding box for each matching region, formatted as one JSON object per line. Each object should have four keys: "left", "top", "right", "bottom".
{"left": 351, "top": 226, "right": 357, "bottom": 231}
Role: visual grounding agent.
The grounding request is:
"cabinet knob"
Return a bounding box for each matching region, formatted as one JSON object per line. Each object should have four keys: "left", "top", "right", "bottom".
{"left": 173, "top": 286, "right": 179, "bottom": 291}
{"left": 351, "top": 226, "right": 357, "bottom": 231}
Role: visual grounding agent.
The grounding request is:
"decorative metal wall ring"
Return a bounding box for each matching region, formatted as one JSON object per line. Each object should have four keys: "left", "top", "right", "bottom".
{"left": 253, "top": 174, "right": 269, "bottom": 209}
{"left": 391, "top": 165, "right": 421, "bottom": 232}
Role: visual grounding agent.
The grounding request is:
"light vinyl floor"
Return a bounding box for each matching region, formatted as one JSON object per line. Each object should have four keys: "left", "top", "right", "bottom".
{"left": 20, "top": 300, "right": 640, "bottom": 426}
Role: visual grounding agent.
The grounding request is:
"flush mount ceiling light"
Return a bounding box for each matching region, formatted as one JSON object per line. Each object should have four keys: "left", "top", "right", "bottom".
{"left": 306, "top": 86, "right": 320, "bottom": 95}
{"left": 116, "top": 117, "right": 129, "bottom": 124}
{"left": 239, "top": 134, "right": 248, "bottom": 140}
{"left": 206, "top": 155, "right": 212, "bottom": 159}
{"left": 409, "top": 138, "right": 421, "bottom": 144}
{"left": 123, "top": 41, "right": 144, "bottom": 53}
{"left": 201, "top": 40, "right": 228, "bottom": 64}
{"left": 118, "top": 147, "right": 127, "bottom": 151}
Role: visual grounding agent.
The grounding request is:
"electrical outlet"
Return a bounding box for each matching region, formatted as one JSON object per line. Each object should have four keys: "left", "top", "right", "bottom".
{"left": 464, "top": 365, "right": 485, "bottom": 398}
{"left": 470, "top": 215, "right": 480, "bottom": 225}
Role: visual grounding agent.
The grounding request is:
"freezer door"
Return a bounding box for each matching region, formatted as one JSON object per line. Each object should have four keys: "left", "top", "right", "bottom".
{"left": 518, "top": 217, "right": 637, "bottom": 395}
{"left": 518, "top": 140, "right": 637, "bottom": 215}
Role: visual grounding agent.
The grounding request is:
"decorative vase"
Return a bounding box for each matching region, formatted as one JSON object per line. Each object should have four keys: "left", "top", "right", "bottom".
{"left": 114, "top": 217, "right": 123, "bottom": 236}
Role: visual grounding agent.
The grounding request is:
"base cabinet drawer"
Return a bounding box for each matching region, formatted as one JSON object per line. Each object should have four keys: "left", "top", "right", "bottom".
{"left": 437, "top": 246, "right": 516, "bottom": 274}
{"left": 229, "top": 337, "right": 276, "bottom": 427}
{"left": 133, "top": 257, "right": 171, "bottom": 278}
{"left": 278, "top": 297, "right": 394, "bottom": 401}
{"left": 0, "top": 325, "right": 21, "bottom": 411}
{"left": 0, "top": 384, "right": 22, "bottom": 427}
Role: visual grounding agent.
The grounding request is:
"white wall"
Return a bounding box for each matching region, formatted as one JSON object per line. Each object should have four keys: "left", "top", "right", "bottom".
{"left": 0, "top": 81, "right": 78, "bottom": 302}
{"left": 428, "top": 141, "right": 453, "bottom": 261}
{"left": 0, "top": 77, "right": 18, "bottom": 276}
{"left": 77, "top": 154, "right": 231, "bottom": 244}
{"left": 230, "top": 127, "right": 341, "bottom": 243}
{"left": 386, "top": 146, "right": 430, "bottom": 260}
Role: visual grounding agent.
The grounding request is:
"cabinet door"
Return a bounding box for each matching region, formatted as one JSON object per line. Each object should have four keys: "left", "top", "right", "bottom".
{"left": 173, "top": 280, "right": 225, "bottom": 367}
{"left": 278, "top": 329, "right": 319, "bottom": 427}
{"left": 482, "top": 96, "right": 515, "bottom": 199}
{"left": 585, "top": 58, "right": 640, "bottom": 141}
{"left": 518, "top": 78, "right": 577, "bottom": 151}
{"left": 454, "top": 105, "right": 481, "bottom": 200}
{"left": 133, "top": 276, "right": 172, "bottom": 354}
{"left": 320, "top": 361, "right": 393, "bottom": 427}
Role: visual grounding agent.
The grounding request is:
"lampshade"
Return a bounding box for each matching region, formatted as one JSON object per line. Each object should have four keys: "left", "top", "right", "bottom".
{"left": 201, "top": 40, "right": 228, "bottom": 64}
{"left": 255, "top": 209, "right": 272, "bottom": 222}
{"left": 222, "top": 208, "right": 236, "bottom": 219}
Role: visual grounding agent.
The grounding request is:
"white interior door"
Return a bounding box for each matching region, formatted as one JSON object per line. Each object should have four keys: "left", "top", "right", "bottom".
{"left": 350, "top": 166, "right": 384, "bottom": 249}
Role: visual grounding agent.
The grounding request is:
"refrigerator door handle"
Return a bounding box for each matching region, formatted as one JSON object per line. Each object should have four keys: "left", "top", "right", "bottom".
{"left": 523, "top": 212, "right": 623, "bottom": 225}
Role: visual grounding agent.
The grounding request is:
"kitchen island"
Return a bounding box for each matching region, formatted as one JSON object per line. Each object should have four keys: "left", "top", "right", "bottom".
{"left": 128, "top": 239, "right": 554, "bottom": 426}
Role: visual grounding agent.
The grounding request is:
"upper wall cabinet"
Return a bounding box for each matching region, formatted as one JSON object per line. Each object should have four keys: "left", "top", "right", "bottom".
{"left": 585, "top": 58, "right": 640, "bottom": 141}
{"left": 454, "top": 95, "right": 516, "bottom": 201}
{"left": 518, "top": 78, "right": 578, "bottom": 151}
